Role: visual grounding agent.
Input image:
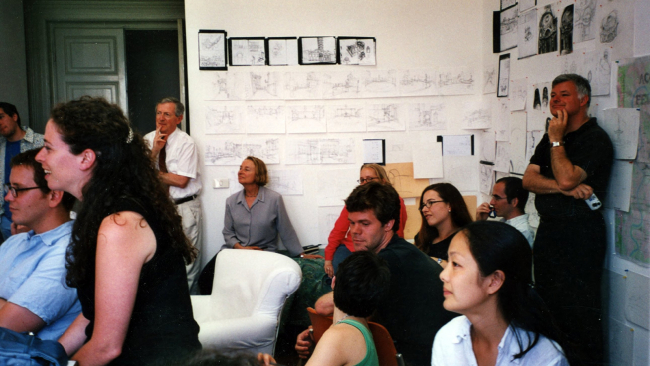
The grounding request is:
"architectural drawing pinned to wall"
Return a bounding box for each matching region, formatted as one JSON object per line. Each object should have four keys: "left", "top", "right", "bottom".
{"left": 363, "top": 70, "right": 398, "bottom": 98}
{"left": 318, "top": 206, "right": 345, "bottom": 244}
{"left": 574, "top": 0, "right": 598, "bottom": 43}
{"left": 605, "top": 160, "right": 633, "bottom": 212}
{"left": 285, "top": 139, "right": 320, "bottom": 165}
{"left": 337, "top": 37, "right": 376, "bottom": 66}
{"left": 495, "top": 98, "right": 510, "bottom": 141}
{"left": 245, "top": 71, "right": 284, "bottom": 100}
{"left": 400, "top": 69, "right": 439, "bottom": 96}
{"left": 500, "top": 4, "right": 518, "bottom": 52}
{"left": 602, "top": 108, "right": 640, "bottom": 160}
{"left": 583, "top": 49, "right": 612, "bottom": 96}
{"left": 480, "top": 130, "right": 496, "bottom": 163}
{"left": 323, "top": 71, "right": 362, "bottom": 99}
{"left": 538, "top": 4, "right": 558, "bottom": 55}
{"left": 326, "top": 104, "right": 366, "bottom": 133}
{"left": 229, "top": 38, "right": 266, "bottom": 66}
{"left": 525, "top": 130, "right": 544, "bottom": 164}
{"left": 205, "top": 72, "right": 244, "bottom": 101}
{"left": 285, "top": 138, "right": 355, "bottom": 165}
{"left": 617, "top": 56, "right": 650, "bottom": 164}
{"left": 430, "top": 156, "right": 478, "bottom": 192}
{"left": 509, "top": 112, "right": 528, "bottom": 174}
{"left": 494, "top": 141, "right": 511, "bottom": 173}
{"left": 267, "top": 38, "right": 298, "bottom": 66}
{"left": 198, "top": 30, "right": 227, "bottom": 70}
{"left": 205, "top": 138, "right": 280, "bottom": 166}
{"left": 299, "top": 36, "right": 337, "bottom": 65}
{"left": 408, "top": 102, "right": 447, "bottom": 131}
{"left": 367, "top": 103, "right": 405, "bottom": 132}
{"left": 462, "top": 100, "right": 492, "bottom": 130}
{"left": 518, "top": 8, "right": 538, "bottom": 59}
{"left": 597, "top": 0, "right": 633, "bottom": 60}
{"left": 246, "top": 105, "right": 286, "bottom": 134}
{"left": 267, "top": 169, "right": 303, "bottom": 195}
{"left": 385, "top": 135, "right": 413, "bottom": 164}
{"left": 510, "top": 78, "right": 528, "bottom": 111}
{"left": 497, "top": 54, "right": 510, "bottom": 97}
{"left": 479, "top": 163, "right": 495, "bottom": 195}
{"left": 286, "top": 105, "right": 327, "bottom": 134}
{"left": 559, "top": 4, "right": 574, "bottom": 56}
{"left": 483, "top": 63, "right": 497, "bottom": 94}
{"left": 317, "top": 168, "right": 358, "bottom": 206}
{"left": 438, "top": 66, "right": 476, "bottom": 95}
{"left": 285, "top": 72, "right": 322, "bottom": 100}
{"left": 205, "top": 104, "right": 245, "bottom": 134}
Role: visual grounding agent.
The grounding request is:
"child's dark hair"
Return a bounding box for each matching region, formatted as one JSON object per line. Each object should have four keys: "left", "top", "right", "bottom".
{"left": 333, "top": 251, "right": 390, "bottom": 318}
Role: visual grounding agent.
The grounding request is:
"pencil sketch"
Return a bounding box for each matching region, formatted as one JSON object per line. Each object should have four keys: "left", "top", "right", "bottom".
{"left": 498, "top": 55, "right": 510, "bottom": 97}
{"left": 285, "top": 139, "right": 320, "bottom": 165}
{"left": 479, "top": 163, "right": 494, "bottom": 196}
{"left": 602, "top": 108, "right": 640, "bottom": 160}
{"left": 286, "top": 105, "right": 326, "bottom": 134}
{"left": 267, "top": 169, "right": 303, "bottom": 195}
{"left": 560, "top": 4, "right": 574, "bottom": 55}
{"left": 510, "top": 78, "right": 527, "bottom": 111}
{"left": 525, "top": 130, "right": 544, "bottom": 164}
{"left": 245, "top": 72, "right": 283, "bottom": 100}
{"left": 339, "top": 38, "right": 376, "bottom": 65}
{"left": 581, "top": 49, "right": 611, "bottom": 96}
{"left": 439, "top": 156, "right": 477, "bottom": 192}
{"left": 462, "top": 102, "right": 492, "bottom": 130}
{"left": 319, "top": 206, "right": 345, "bottom": 243}
{"left": 285, "top": 72, "right": 322, "bottom": 100}
{"left": 408, "top": 103, "right": 447, "bottom": 131}
{"left": 519, "top": 0, "right": 536, "bottom": 12}
{"left": 518, "top": 8, "right": 538, "bottom": 59}
{"left": 400, "top": 69, "right": 439, "bottom": 96}
{"left": 483, "top": 64, "right": 497, "bottom": 94}
{"left": 494, "top": 141, "right": 511, "bottom": 173}
{"left": 600, "top": 10, "right": 618, "bottom": 43}
{"left": 205, "top": 72, "right": 244, "bottom": 101}
{"left": 538, "top": 5, "right": 558, "bottom": 55}
{"left": 246, "top": 105, "right": 285, "bottom": 134}
{"left": 268, "top": 39, "right": 298, "bottom": 66}
{"left": 199, "top": 32, "right": 226, "bottom": 68}
{"left": 205, "top": 105, "right": 245, "bottom": 134}
{"left": 500, "top": 5, "right": 519, "bottom": 52}
{"left": 480, "top": 130, "right": 496, "bottom": 163}
{"left": 438, "top": 66, "right": 476, "bottom": 95}
{"left": 363, "top": 70, "right": 398, "bottom": 98}
{"left": 367, "top": 103, "right": 405, "bottom": 132}
{"left": 320, "top": 139, "right": 355, "bottom": 164}
{"left": 509, "top": 114, "right": 527, "bottom": 174}
{"left": 495, "top": 99, "right": 510, "bottom": 142}
{"left": 301, "top": 37, "right": 336, "bottom": 64}
{"left": 231, "top": 39, "right": 266, "bottom": 66}
{"left": 561, "top": 52, "right": 580, "bottom": 75}
{"left": 205, "top": 138, "right": 280, "bottom": 165}
{"left": 323, "top": 71, "right": 362, "bottom": 99}
{"left": 326, "top": 104, "right": 366, "bottom": 133}
{"left": 574, "top": 0, "right": 597, "bottom": 43}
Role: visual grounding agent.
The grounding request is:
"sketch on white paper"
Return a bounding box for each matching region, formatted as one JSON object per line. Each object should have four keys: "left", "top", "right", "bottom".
{"left": 462, "top": 101, "right": 492, "bottom": 130}
{"left": 498, "top": 55, "right": 510, "bottom": 97}
{"left": 206, "top": 72, "right": 244, "bottom": 101}
{"left": 323, "top": 71, "right": 362, "bottom": 99}
{"left": 518, "top": 8, "right": 538, "bottom": 59}
{"left": 430, "top": 156, "right": 477, "bottom": 192}
{"left": 285, "top": 139, "right": 320, "bottom": 165}
{"left": 574, "top": 0, "right": 597, "bottom": 43}
{"left": 442, "top": 135, "right": 473, "bottom": 156}
{"left": 510, "top": 78, "right": 527, "bottom": 111}
{"left": 199, "top": 32, "right": 226, "bottom": 68}
{"left": 363, "top": 70, "right": 398, "bottom": 98}
{"left": 267, "top": 169, "right": 303, "bottom": 196}
{"left": 509, "top": 113, "right": 527, "bottom": 174}
{"left": 480, "top": 131, "right": 496, "bottom": 163}
{"left": 339, "top": 38, "right": 376, "bottom": 66}
{"left": 500, "top": 4, "right": 519, "bottom": 52}
{"left": 246, "top": 105, "right": 285, "bottom": 134}
{"left": 286, "top": 105, "right": 326, "bottom": 134}
{"left": 525, "top": 130, "right": 544, "bottom": 165}
{"left": 301, "top": 37, "right": 336, "bottom": 64}
{"left": 495, "top": 99, "right": 510, "bottom": 142}
{"left": 602, "top": 108, "right": 640, "bottom": 160}
{"left": 483, "top": 64, "right": 497, "bottom": 94}
{"left": 318, "top": 206, "right": 345, "bottom": 244}
{"left": 494, "top": 141, "right": 511, "bottom": 173}
{"left": 409, "top": 103, "right": 447, "bottom": 131}
{"left": 480, "top": 164, "right": 494, "bottom": 195}
{"left": 326, "top": 105, "right": 366, "bottom": 133}
{"left": 205, "top": 105, "right": 245, "bottom": 134}
{"left": 519, "top": 0, "right": 536, "bottom": 12}
{"left": 367, "top": 104, "right": 405, "bottom": 132}
{"left": 560, "top": 52, "right": 580, "bottom": 75}
{"left": 205, "top": 138, "right": 280, "bottom": 165}
{"left": 317, "top": 169, "right": 358, "bottom": 207}
{"left": 400, "top": 69, "right": 439, "bottom": 96}
{"left": 581, "top": 49, "right": 611, "bottom": 96}
{"left": 605, "top": 160, "right": 633, "bottom": 212}
{"left": 285, "top": 138, "right": 355, "bottom": 165}
{"left": 385, "top": 135, "right": 413, "bottom": 163}
{"left": 597, "top": 0, "right": 633, "bottom": 59}
{"left": 231, "top": 39, "right": 266, "bottom": 66}
{"left": 528, "top": 82, "right": 552, "bottom": 131}
{"left": 268, "top": 39, "right": 298, "bottom": 66}
{"left": 285, "top": 72, "right": 322, "bottom": 100}
{"left": 245, "top": 72, "right": 283, "bottom": 100}
{"left": 438, "top": 66, "right": 476, "bottom": 95}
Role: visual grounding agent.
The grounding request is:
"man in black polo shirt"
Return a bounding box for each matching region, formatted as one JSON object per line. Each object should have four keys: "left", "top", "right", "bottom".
{"left": 523, "top": 74, "right": 613, "bottom": 366}
{"left": 299, "top": 182, "right": 454, "bottom": 366}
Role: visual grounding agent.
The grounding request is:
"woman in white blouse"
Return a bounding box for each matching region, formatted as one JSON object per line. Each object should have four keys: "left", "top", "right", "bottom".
{"left": 432, "top": 221, "right": 569, "bottom": 366}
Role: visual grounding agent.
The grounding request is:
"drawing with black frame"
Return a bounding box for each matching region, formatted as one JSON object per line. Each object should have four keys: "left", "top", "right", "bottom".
{"left": 228, "top": 37, "right": 266, "bottom": 66}
{"left": 198, "top": 30, "right": 227, "bottom": 70}
{"left": 337, "top": 37, "right": 376, "bottom": 65}
{"left": 497, "top": 53, "right": 510, "bottom": 97}
{"left": 298, "top": 36, "right": 337, "bottom": 65}
{"left": 266, "top": 37, "right": 298, "bottom": 66}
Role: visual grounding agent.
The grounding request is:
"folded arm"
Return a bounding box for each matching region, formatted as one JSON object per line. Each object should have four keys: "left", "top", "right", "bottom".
{"left": 0, "top": 298, "right": 46, "bottom": 334}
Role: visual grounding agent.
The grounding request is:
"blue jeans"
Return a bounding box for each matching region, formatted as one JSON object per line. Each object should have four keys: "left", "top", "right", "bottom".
{"left": 0, "top": 215, "right": 13, "bottom": 243}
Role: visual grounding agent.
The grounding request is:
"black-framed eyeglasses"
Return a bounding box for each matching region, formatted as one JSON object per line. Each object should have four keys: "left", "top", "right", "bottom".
{"left": 491, "top": 194, "right": 507, "bottom": 201}
{"left": 357, "top": 177, "right": 379, "bottom": 184}
{"left": 4, "top": 184, "right": 41, "bottom": 198}
{"left": 420, "top": 199, "right": 446, "bottom": 210}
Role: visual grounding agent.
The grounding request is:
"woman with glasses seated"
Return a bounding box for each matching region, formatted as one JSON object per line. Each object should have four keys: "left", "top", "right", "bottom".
{"left": 323, "top": 164, "right": 407, "bottom": 278}
{"left": 415, "top": 183, "right": 472, "bottom": 267}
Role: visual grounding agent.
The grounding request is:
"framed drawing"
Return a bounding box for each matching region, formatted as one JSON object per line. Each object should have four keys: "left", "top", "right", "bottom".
{"left": 198, "top": 30, "right": 227, "bottom": 70}
{"left": 337, "top": 37, "right": 376, "bottom": 65}
{"left": 266, "top": 37, "right": 298, "bottom": 66}
{"left": 298, "top": 36, "right": 337, "bottom": 65}
{"left": 229, "top": 37, "right": 266, "bottom": 66}
{"left": 497, "top": 53, "right": 511, "bottom": 97}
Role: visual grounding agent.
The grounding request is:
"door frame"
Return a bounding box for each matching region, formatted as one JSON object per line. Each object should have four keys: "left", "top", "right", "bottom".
{"left": 24, "top": 0, "right": 184, "bottom": 133}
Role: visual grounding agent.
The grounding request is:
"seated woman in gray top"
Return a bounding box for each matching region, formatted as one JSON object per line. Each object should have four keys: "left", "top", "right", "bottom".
{"left": 222, "top": 156, "right": 322, "bottom": 259}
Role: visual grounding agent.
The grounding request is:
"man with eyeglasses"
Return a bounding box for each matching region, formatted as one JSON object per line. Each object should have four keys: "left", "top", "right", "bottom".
{"left": 0, "top": 149, "right": 80, "bottom": 340}
{"left": 475, "top": 177, "right": 534, "bottom": 246}
{"left": 0, "top": 102, "right": 44, "bottom": 243}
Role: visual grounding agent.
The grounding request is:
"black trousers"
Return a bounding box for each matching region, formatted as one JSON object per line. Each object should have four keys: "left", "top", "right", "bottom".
{"left": 534, "top": 212, "right": 607, "bottom": 366}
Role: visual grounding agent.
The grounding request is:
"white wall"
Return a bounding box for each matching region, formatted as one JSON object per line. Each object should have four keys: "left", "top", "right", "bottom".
{"left": 0, "top": 0, "right": 30, "bottom": 124}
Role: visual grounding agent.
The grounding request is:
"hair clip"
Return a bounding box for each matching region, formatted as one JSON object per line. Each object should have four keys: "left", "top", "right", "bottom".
{"left": 126, "top": 127, "right": 134, "bottom": 144}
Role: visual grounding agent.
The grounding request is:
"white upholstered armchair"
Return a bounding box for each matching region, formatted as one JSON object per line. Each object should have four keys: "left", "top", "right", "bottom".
{"left": 190, "top": 249, "right": 302, "bottom": 355}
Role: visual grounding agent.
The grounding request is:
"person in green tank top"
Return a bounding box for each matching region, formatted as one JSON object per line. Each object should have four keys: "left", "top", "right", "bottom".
{"left": 259, "top": 251, "right": 390, "bottom": 366}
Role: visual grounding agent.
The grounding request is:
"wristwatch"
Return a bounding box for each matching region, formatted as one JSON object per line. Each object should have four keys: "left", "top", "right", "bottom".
{"left": 551, "top": 141, "right": 563, "bottom": 147}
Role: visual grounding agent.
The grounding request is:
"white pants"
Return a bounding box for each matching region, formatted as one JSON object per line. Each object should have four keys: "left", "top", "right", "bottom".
{"left": 177, "top": 198, "right": 202, "bottom": 294}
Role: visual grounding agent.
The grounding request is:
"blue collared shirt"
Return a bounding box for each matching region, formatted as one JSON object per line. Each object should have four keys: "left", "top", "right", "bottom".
{"left": 0, "top": 221, "right": 81, "bottom": 340}
{"left": 0, "top": 127, "right": 45, "bottom": 216}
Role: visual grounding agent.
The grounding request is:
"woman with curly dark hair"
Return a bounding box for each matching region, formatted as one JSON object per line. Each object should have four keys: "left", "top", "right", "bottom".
{"left": 414, "top": 183, "right": 473, "bottom": 267}
{"left": 36, "top": 96, "right": 201, "bottom": 365}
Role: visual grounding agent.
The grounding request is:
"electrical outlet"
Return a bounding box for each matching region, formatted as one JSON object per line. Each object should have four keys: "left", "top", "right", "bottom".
{"left": 214, "top": 178, "right": 229, "bottom": 188}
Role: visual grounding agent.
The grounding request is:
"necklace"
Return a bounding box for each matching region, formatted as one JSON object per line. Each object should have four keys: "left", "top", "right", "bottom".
{"left": 335, "top": 314, "right": 351, "bottom": 325}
